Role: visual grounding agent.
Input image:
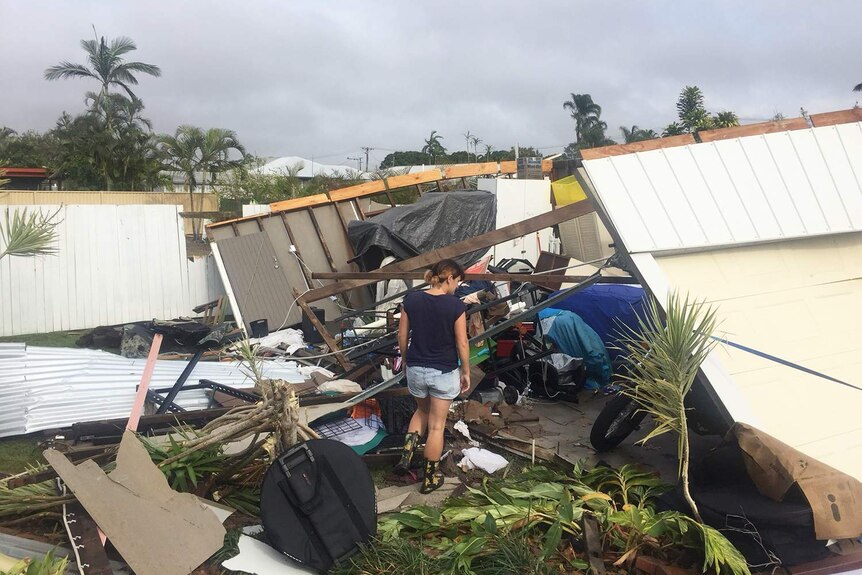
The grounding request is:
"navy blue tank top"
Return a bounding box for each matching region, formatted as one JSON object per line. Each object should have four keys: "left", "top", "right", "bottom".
{"left": 403, "top": 291, "right": 466, "bottom": 372}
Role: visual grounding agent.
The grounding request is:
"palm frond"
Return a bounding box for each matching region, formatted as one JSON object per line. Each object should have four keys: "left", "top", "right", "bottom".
{"left": 0, "top": 207, "right": 62, "bottom": 260}
{"left": 108, "top": 36, "right": 138, "bottom": 56}
{"left": 43, "top": 62, "right": 98, "bottom": 81}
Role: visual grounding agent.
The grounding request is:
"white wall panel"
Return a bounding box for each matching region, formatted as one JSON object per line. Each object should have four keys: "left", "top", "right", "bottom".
{"left": 584, "top": 122, "right": 862, "bottom": 253}
{"left": 0, "top": 205, "right": 224, "bottom": 337}
{"left": 648, "top": 234, "right": 862, "bottom": 481}
{"left": 477, "top": 178, "right": 556, "bottom": 263}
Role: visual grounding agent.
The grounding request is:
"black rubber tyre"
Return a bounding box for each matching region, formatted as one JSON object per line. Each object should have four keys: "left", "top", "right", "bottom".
{"left": 590, "top": 394, "right": 647, "bottom": 452}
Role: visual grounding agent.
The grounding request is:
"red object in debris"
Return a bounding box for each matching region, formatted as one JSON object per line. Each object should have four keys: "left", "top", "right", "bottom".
{"left": 496, "top": 339, "right": 516, "bottom": 358}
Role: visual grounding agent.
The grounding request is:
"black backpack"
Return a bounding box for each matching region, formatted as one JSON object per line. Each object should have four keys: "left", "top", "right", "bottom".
{"left": 260, "top": 439, "right": 377, "bottom": 572}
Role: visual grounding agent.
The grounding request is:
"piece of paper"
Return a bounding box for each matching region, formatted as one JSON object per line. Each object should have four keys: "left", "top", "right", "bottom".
{"left": 222, "top": 535, "right": 316, "bottom": 575}
{"left": 458, "top": 447, "right": 508, "bottom": 474}
{"left": 734, "top": 423, "right": 862, "bottom": 540}
{"left": 44, "top": 430, "right": 226, "bottom": 575}
{"left": 453, "top": 420, "right": 480, "bottom": 447}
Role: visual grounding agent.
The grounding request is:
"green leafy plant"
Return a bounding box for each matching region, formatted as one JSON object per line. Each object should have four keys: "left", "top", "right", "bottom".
{"left": 0, "top": 207, "right": 61, "bottom": 260}
{"left": 370, "top": 463, "right": 750, "bottom": 575}
{"left": 615, "top": 292, "right": 719, "bottom": 523}
{"left": 0, "top": 548, "right": 68, "bottom": 575}
{"left": 143, "top": 431, "right": 226, "bottom": 492}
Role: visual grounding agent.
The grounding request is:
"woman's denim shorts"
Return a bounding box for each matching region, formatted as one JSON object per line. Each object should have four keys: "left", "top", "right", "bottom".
{"left": 406, "top": 365, "right": 460, "bottom": 400}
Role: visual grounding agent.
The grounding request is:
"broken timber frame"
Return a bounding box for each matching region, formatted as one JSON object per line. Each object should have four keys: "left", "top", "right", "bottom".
{"left": 310, "top": 271, "right": 624, "bottom": 284}
{"left": 297, "top": 198, "right": 596, "bottom": 304}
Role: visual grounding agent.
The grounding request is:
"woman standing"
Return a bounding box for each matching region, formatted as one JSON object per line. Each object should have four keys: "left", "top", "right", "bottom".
{"left": 395, "top": 259, "right": 471, "bottom": 493}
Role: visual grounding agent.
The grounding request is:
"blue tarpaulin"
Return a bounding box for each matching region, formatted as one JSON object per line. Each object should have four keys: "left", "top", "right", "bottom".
{"left": 538, "top": 309, "right": 611, "bottom": 389}
{"left": 544, "top": 284, "right": 647, "bottom": 359}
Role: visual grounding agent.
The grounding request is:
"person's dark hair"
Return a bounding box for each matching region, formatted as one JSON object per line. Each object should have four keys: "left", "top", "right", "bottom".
{"left": 423, "top": 259, "right": 465, "bottom": 286}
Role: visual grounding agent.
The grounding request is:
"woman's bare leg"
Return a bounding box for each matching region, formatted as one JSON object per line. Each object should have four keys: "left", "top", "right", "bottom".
{"left": 408, "top": 396, "right": 430, "bottom": 437}
{"left": 424, "top": 397, "right": 452, "bottom": 461}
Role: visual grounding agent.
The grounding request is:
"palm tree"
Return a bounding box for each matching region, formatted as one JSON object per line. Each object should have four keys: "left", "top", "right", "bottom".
{"left": 712, "top": 111, "right": 740, "bottom": 128}
{"left": 620, "top": 125, "right": 658, "bottom": 144}
{"left": 44, "top": 31, "right": 161, "bottom": 109}
{"left": 482, "top": 144, "right": 493, "bottom": 161}
{"left": 580, "top": 119, "right": 611, "bottom": 148}
{"left": 462, "top": 130, "right": 472, "bottom": 162}
{"left": 159, "top": 126, "right": 246, "bottom": 238}
{"left": 421, "top": 131, "right": 445, "bottom": 164}
{"left": 563, "top": 93, "right": 602, "bottom": 144}
{"left": 470, "top": 136, "right": 481, "bottom": 162}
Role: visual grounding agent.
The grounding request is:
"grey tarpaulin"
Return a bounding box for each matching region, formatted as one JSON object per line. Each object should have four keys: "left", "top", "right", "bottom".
{"left": 347, "top": 190, "right": 497, "bottom": 271}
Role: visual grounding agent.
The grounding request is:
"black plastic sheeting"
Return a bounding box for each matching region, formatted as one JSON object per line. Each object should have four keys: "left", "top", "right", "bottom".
{"left": 347, "top": 190, "right": 497, "bottom": 271}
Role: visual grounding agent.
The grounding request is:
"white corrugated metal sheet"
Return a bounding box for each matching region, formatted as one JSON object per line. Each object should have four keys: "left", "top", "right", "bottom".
{"left": 0, "top": 344, "right": 305, "bottom": 438}
{"left": 583, "top": 123, "right": 862, "bottom": 253}
{"left": 0, "top": 204, "right": 224, "bottom": 336}
{"left": 583, "top": 123, "right": 862, "bottom": 482}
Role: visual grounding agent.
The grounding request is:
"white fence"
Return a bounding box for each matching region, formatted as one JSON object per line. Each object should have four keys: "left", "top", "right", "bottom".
{"left": 0, "top": 204, "right": 224, "bottom": 337}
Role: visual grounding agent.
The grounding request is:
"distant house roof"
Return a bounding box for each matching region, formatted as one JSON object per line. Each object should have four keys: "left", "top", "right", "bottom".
{"left": 256, "top": 156, "right": 367, "bottom": 179}
{"left": 0, "top": 167, "right": 49, "bottom": 178}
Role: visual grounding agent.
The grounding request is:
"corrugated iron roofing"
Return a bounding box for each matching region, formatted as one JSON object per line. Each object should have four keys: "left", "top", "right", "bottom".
{"left": 582, "top": 123, "right": 862, "bottom": 254}
{"left": 0, "top": 345, "right": 306, "bottom": 438}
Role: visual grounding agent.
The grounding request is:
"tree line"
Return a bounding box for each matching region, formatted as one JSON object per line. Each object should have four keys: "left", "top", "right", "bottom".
{"left": 0, "top": 32, "right": 246, "bottom": 196}
{"left": 380, "top": 131, "right": 540, "bottom": 169}
{"left": 562, "top": 86, "right": 741, "bottom": 157}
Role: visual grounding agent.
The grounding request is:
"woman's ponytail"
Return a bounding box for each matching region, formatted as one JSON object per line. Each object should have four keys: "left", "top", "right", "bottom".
{"left": 424, "top": 259, "right": 465, "bottom": 287}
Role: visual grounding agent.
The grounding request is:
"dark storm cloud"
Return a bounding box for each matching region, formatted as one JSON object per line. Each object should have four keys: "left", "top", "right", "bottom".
{"left": 1, "top": 0, "right": 860, "bottom": 163}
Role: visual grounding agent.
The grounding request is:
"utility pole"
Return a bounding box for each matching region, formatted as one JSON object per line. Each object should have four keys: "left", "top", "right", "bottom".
{"left": 360, "top": 147, "right": 374, "bottom": 171}
{"left": 347, "top": 156, "right": 362, "bottom": 170}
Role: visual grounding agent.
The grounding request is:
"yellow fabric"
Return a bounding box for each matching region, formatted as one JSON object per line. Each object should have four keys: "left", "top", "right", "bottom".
{"left": 551, "top": 175, "right": 587, "bottom": 206}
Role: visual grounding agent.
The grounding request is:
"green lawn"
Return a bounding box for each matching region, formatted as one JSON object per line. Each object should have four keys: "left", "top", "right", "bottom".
{"left": 0, "top": 330, "right": 83, "bottom": 347}
{"left": 0, "top": 436, "right": 45, "bottom": 475}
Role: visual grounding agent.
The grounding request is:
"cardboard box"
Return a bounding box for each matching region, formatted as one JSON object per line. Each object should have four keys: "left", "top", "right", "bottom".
{"left": 734, "top": 423, "right": 862, "bottom": 540}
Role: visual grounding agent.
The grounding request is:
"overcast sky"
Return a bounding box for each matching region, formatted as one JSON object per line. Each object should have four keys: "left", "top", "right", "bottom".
{"left": 1, "top": 1, "right": 860, "bottom": 168}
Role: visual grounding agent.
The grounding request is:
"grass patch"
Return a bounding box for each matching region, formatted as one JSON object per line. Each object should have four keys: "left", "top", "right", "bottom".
{"left": 0, "top": 331, "right": 83, "bottom": 347}
{"left": 0, "top": 436, "right": 45, "bottom": 475}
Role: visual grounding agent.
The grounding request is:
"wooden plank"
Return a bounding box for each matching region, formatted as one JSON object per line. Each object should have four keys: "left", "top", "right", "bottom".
{"left": 279, "top": 212, "right": 314, "bottom": 288}
{"left": 353, "top": 199, "right": 366, "bottom": 220}
{"left": 810, "top": 108, "right": 862, "bottom": 127}
{"left": 333, "top": 201, "right": 355, "bottom": 250}
{"left": 385, "top": 169, "right": 444, "bottom": 190}
{"left": 328, "top": 180, "right": 387, "bottom": 202}
{"left": 63, "top": 503, "right": 113, "bottom": 575}
{"left": 444, "top": 162, "right": 499, "bottom": 179}
{"left": 499, "top": 160, "right": 517, "bottom": 173}
{"left": 178, "top": 211, "right": 221, "bottom": 218}
{"left": 268, "top": 193, "right": 333, "bottom": 212}
{"left": 298, "top": 198, "right": 596, "bottom": 303}
{"left": 310, "top": 271, "right": 612, "bottom": 284}
{"left": 306, "top": 207, "right": 338, "bottom": 272}
{"left": 292, "top": 288, "right": 351, "bottom": 370}
{"left": 698, "top": 118, "right": 809, "bottom": 142}
{"left": 580, "top": 134, "right": 697, "bottom": 160}
{"left": 383, "top": 189, "right": 396, "bottom": 207}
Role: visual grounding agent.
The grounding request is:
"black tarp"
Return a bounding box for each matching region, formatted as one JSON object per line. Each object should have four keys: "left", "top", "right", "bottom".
{"left": 347, "top": 190, "right": 497, "bottom": 271}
